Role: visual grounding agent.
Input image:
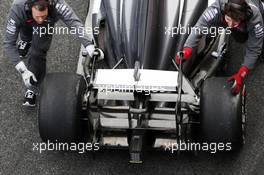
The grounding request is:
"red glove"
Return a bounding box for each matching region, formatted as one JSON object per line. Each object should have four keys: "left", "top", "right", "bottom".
{"left": 175, "top": 47, "right": 193, "bottom": 65}
{"left": 228, "top": 66, "right": 249, "bottom": 95}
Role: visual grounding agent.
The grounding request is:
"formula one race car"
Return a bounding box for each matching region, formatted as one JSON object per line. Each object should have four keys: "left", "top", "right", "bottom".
{"left": 38, "top": 0, "right": 246, "bottom": 163}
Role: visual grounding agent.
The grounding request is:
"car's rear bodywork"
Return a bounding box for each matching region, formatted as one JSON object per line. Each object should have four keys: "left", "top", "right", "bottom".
{"left": 38, "top": 0, "right": 246, "bottom": 163}
{"left": 94, "top": 0, "right": 207, "bottom": 69}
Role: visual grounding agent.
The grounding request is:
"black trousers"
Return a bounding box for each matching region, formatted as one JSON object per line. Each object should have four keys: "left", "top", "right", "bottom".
{"left": 20, "top": 23, "right": 53, "bottom": 92}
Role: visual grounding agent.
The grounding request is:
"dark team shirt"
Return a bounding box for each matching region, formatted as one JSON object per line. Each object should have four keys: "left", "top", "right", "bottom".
{"left": 185, "top": 0, "right": 264, "bottom": 69}
{"left": 4, "top": 0, "right": 92, "bottom": 65}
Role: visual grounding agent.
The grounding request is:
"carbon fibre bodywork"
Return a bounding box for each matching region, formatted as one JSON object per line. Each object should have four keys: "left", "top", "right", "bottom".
{"left": 94, "top": 0, "right": 207, "bottom": 69}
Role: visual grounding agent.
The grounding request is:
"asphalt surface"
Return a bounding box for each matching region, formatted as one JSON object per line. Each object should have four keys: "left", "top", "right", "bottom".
{"left": 0, "top": 1, "right": 264, "bottom": 175}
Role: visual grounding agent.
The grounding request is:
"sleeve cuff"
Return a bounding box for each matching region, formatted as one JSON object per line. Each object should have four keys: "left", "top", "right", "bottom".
{"left": 15, "top": 61, "right": 27, "bottom": 74}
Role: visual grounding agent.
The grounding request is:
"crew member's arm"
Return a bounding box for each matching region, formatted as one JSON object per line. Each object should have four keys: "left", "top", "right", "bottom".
{"left": 228, "top": 8, "right": 264, "bottom": 95}
{"left": 4, "top": 4, "right": 22, "bottom": 65}
{"left": 4, "top": 4, "right": 37, "bottom": 88}
{"left": 55, "top": 0, "right": 100, "bottom": 57}
{"left": 176, "top": 3, "right": 221, "bottom": 64}
{"left": 242, "top": 17, "right": 263, "bottom": 69}
{"left": 184, "top": 7, "right": 219, "bottom": 48}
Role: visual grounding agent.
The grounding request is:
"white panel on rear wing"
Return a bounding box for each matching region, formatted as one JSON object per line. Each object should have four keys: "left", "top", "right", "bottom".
{"left": 93, "top": 69, "right": 196, "bottom": 96}
{"left": 94, "top": 69, "right": 179, "bottom": 92}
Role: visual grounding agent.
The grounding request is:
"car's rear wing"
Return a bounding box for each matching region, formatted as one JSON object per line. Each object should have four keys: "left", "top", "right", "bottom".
{"left": 92, "top": 69, "right": 199, "bottom": 105}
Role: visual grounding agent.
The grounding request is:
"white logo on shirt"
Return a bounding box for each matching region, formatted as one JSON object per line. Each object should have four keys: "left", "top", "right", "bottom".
{"left": 254, "top": 24, "right": 264, "bottom": 38}
{"left": 6, "top": 18, "right": 16, "bottom": 35}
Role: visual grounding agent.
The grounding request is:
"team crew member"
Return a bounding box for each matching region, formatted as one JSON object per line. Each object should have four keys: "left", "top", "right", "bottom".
{"left": 4, "top": 0, "right": 104, "bottom": 107}
{"left": 176, "top": 0, "right": 264, "bottom": 95}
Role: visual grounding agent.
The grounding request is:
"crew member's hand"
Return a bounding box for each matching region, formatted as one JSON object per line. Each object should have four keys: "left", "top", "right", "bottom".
{"left": 175, "top": 47, "right": 193, "bottom": 65}
{"left": 85, "top": 45, "right": 104, "bottom": 60}
{"left": 15, "top": 61, "right": 37, "bottom": 88}
{"left": 228, "top": 66, "right": 249, "bottom": 95}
